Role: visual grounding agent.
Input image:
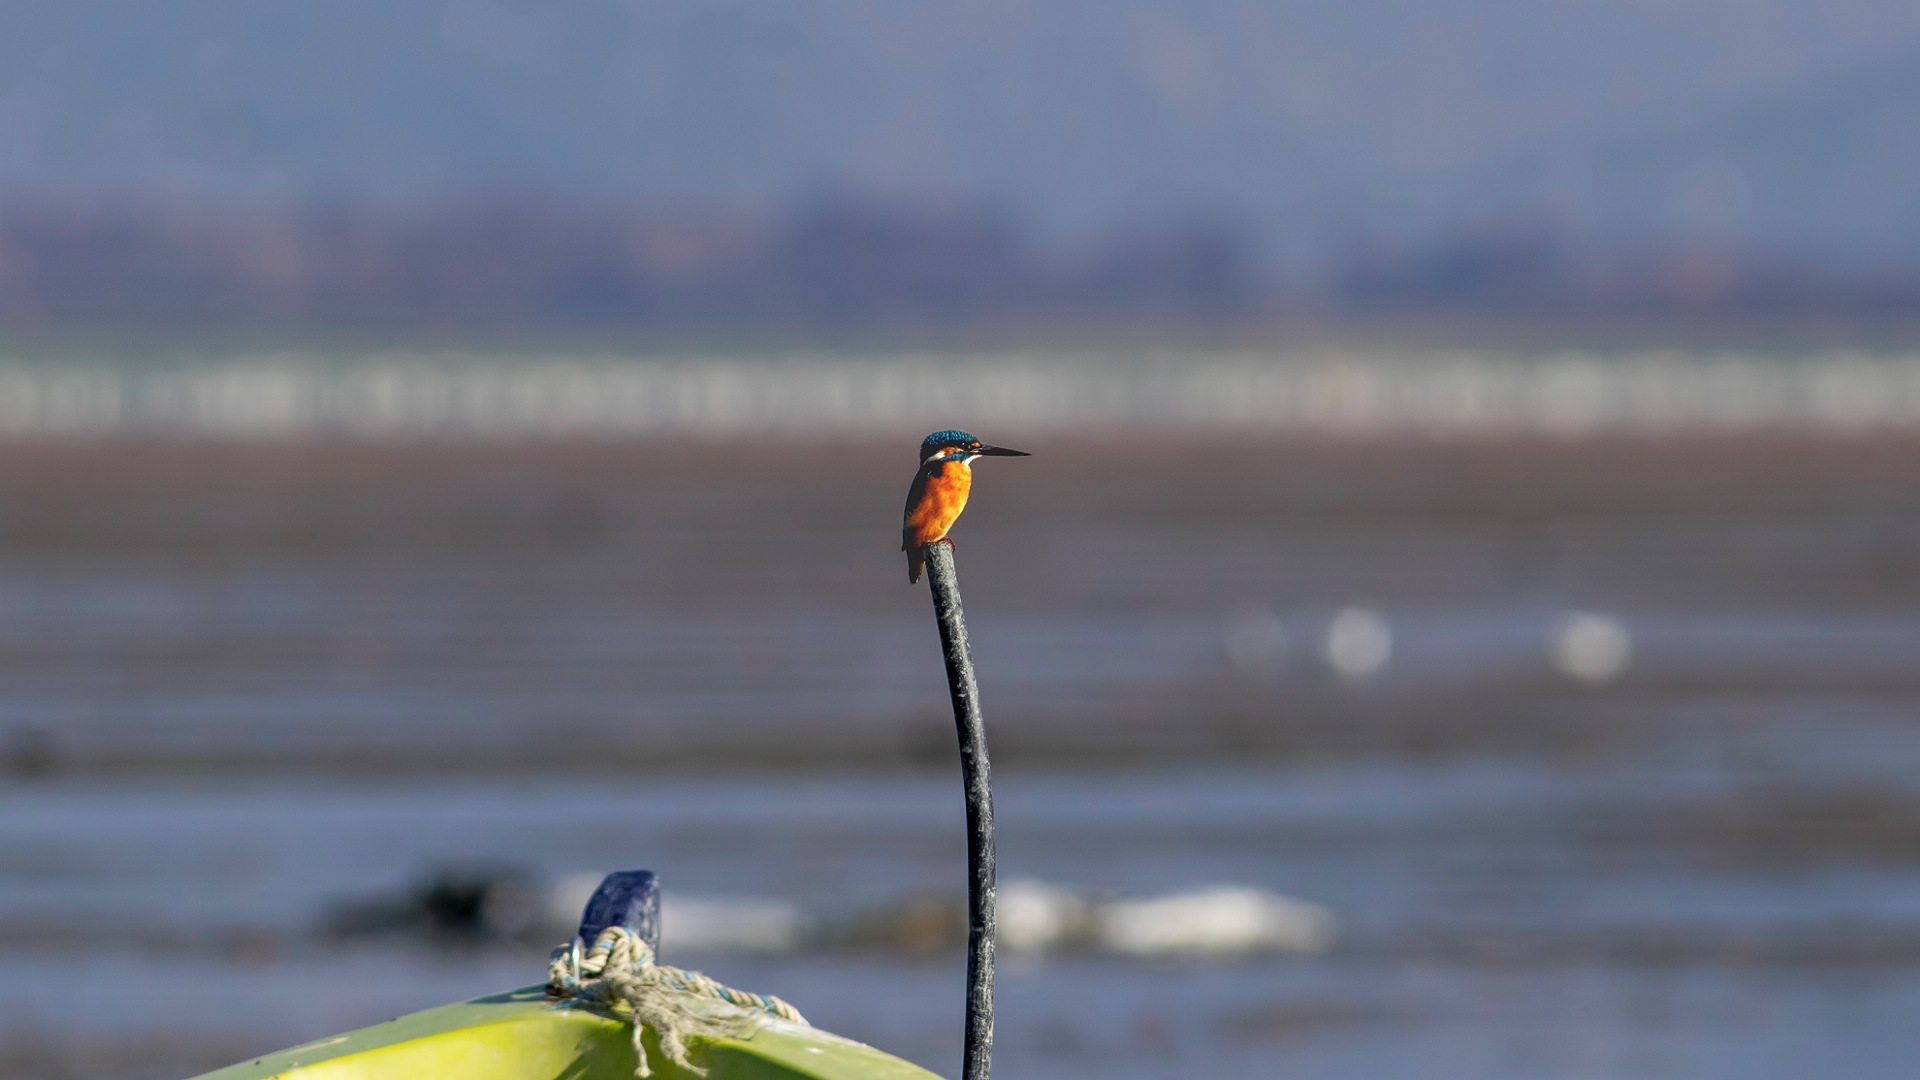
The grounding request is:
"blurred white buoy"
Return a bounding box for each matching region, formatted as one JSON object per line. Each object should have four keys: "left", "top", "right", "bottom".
{"left": 1223, "top": 606, "right": 1289, "bottom": 680}
{"left": 996, "top": 878, "right": 1092, "bottom": 953}
{"left": 662, "top": 894, "right": 808, "bottom": 953}
{"left": 542, "top": 873, "right": 1339, "bottom": 959}
{"left": 1323, "top": 608, "right": 1392, "bottom": 680}
{"left": 1549, "top": 611, "right": 1632, "bottom": 684}
{"left": 1093, "top": 886, "right": 1337, "bottom": 957}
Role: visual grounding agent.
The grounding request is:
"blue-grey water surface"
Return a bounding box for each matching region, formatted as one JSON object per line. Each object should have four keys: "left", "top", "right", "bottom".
{"left": 5, "top": 434, "right": 1920, "bottom": 1079}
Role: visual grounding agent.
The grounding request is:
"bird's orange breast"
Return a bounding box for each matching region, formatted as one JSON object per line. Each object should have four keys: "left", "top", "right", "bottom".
{"left": 902, "top": 461, "right": 973, "bottom": 549}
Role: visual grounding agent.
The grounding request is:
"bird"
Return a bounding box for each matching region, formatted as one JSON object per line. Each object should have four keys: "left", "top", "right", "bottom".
{"left": 901, "top": 430, "right": 1029, "bottom": 583}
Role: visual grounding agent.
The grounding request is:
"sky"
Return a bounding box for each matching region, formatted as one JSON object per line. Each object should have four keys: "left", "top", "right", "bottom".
{"left": 1, "top": 1, "right": 1918, "bottom": 269}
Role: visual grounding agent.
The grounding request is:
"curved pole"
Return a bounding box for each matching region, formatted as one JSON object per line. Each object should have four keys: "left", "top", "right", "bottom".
{"left": 921, "top": 540, "right": 995, "bottom": 1080}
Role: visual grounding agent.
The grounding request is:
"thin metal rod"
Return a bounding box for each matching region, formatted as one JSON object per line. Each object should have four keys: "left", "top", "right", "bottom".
{"left": 922, "top": 540, "right": 995, "bottom": 1080}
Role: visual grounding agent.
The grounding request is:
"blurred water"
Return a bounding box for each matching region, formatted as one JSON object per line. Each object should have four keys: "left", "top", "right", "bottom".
{"left": 9, "top": 763, "right": 1920, "bottom": 1080}
{"left": 4, "top": 433, "right": 1920, "bottom": 1078}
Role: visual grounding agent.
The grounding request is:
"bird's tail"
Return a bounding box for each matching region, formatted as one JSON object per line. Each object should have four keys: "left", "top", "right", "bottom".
{"left": 907, "top": 546, "right": 925, "bottom": 584}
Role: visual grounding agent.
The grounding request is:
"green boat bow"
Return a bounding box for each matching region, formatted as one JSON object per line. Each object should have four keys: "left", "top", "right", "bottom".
{"left": 191, "top": 984, "right": 939, "bottom": 1080}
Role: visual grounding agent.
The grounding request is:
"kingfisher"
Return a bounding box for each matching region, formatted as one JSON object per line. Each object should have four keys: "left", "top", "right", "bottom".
{"left": 901, "top": 430, "right": 1029, "bottom": 583}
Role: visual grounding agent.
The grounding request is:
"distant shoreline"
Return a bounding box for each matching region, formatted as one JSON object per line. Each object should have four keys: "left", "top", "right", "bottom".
{"left": 0, "top": 348, "right": 1916, "bottom": 438}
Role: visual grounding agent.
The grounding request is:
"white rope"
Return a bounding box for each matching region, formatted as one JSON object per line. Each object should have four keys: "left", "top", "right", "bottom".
{"left": 546, "top": 926, "right": 807, "bottom": 1077}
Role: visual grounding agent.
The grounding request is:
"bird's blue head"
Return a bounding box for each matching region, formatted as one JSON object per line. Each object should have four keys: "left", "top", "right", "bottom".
{"left": 920, "top": 430, "right": 1030, "bottom": 468}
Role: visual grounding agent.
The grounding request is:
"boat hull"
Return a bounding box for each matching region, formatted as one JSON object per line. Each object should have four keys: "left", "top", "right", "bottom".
{"left": 190, "top": 984, "right": 938, "bottom": 1080}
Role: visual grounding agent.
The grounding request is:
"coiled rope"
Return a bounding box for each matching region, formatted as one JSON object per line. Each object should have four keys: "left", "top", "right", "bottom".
{"left": 546, "top": 926, "right": 807, "bottom": 1077}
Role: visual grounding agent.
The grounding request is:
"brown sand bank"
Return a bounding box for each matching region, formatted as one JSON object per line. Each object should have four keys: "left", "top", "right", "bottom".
{"left": 0, "top": 432, "right": 1915, "bottom": 774}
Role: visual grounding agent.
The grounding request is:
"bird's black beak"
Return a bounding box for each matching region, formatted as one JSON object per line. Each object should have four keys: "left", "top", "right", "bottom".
{"left": 975, "top": 444, "right": 1030, "bottom": 457}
